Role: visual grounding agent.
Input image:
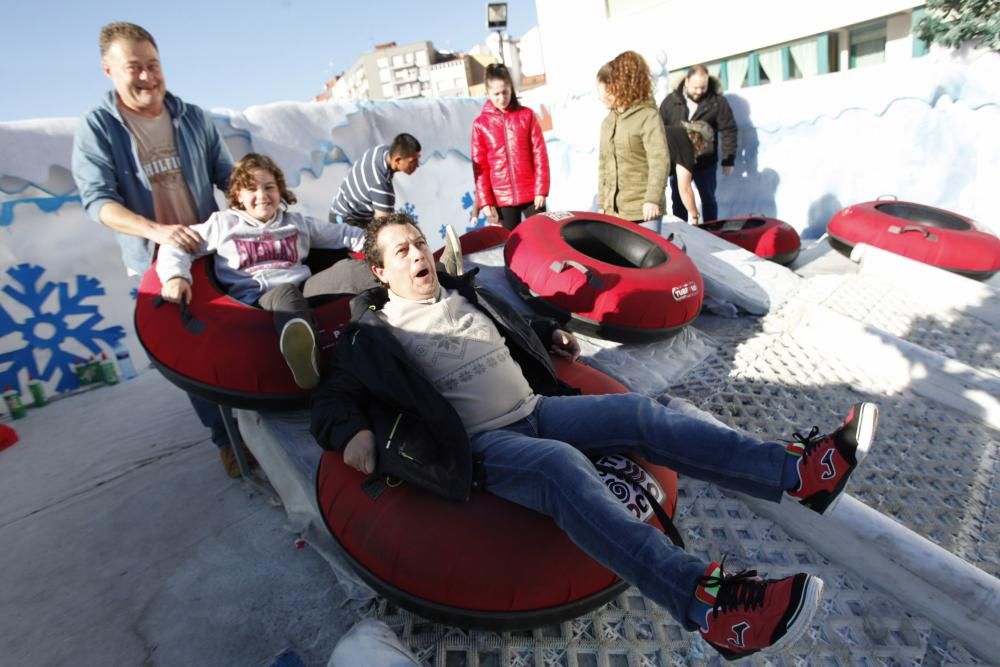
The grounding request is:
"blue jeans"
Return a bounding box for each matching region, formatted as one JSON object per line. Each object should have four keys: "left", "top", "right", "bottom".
{"left": 470, "top": 392, "right": 787, "bottom": 629}
{"left": 671, "top": 165, "right": 718, "bottom": 222}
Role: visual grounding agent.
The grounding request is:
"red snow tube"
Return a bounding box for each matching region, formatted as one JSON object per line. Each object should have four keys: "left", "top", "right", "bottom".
{"left": 700, "top": 216, "right": 801, "bottom": 265}
{"left": 827, "top": 200, "right": 1000, "bottom": 280}
{"left": 0, "top": 424, "right": 17, "bottom": 452}
{"left": 135, "top": 228, "right": 515, "bottom": 410}
{"left": 135, "top": 250, "right": 356, "bottom": 410}
{"left": 315, "top": 356, "right": 679, "bottom": 630}
{"left": 505, "top": 212, "right": 703, "bottom": 342}
{"left": 432, "top": 224, "right": 510, "bottom": 261}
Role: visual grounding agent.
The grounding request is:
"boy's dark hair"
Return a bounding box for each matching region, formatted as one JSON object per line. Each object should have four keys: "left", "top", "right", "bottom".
{"left": 100, "top": 22, "right": 157, "bottom": 56}
{"left": 226, "top": 153, "right": 297, "bottom": 210}
{"left": 484, "top": 63, "right": 520, "bottom": 109}
{"left": 363, "top": 212, "right": 424, "bottom": 271}
{"left": 389, "top": 133, "right": 422, "bottom": 158}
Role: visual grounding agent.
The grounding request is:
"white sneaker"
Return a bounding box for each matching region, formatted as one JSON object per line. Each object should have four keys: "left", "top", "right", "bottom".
{"left": 279, "top": 318, "right": 319, "bottom": 389}
{"left": 441, "top": 224, "right": 464, "bottom": 276}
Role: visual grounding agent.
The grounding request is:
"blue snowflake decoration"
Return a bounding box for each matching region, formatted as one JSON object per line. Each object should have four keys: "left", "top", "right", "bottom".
{"left": 461, "top": 191, "right": 488, "bottom": 232}
{"left": 397, "top": 201, "right": 419, "bottom": 222}
{"left": 0, "top": 264, "right": 125, "bottom": 393}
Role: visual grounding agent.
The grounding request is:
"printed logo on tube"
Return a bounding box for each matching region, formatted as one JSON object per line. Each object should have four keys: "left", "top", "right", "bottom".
{"left": 672, "top": 281, "right": 699, "bottom": 301}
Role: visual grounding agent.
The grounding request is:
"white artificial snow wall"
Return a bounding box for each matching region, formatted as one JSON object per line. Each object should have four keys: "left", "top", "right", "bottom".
{"left": 1, "top": 47, "right": 998, "bottom": 399}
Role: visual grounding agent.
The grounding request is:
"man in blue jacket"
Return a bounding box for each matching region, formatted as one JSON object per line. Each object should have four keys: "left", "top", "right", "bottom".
{"left": 72, "top": 22, "right": 243, "bottom": 477}
{"left": 312, "top": 213, "right": 880, "bottom": 661}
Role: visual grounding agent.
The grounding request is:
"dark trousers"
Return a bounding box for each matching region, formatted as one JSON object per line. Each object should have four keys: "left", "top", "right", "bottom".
{"left": 256, "top": 259, "right": 377, "bottom": 334}
{"left": 670, "top": 165, "right": 718, "bottom": 222}
{"left": 130, "top": 267, "right": 233, "bottom": 451}
{"left": 497, "top": 202, "right": 546, "bottom": 231}
{"left": 188, "top": 393, "right": 231, "bottom": 449}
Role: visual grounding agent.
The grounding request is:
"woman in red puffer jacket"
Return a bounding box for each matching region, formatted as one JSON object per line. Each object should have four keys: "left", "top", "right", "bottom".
{"left": 471, "top": 64, "right": 550, "bottom": 230}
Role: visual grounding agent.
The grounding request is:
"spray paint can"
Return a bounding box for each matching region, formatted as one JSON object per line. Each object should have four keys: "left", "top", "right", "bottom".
{"left": 27, "top": 376, "right": 46, "bottom": 407}
{"left": 3, "top": 387, "right": 27, "bottom": 420}
{"left": 99, "top": 353, "right": 119, "bottom": 385}
{"left": 113, "top": 342, "right": 138, "bottom": 381}
{"left": 74, "top": 357, "right": 100, "bottom": 385}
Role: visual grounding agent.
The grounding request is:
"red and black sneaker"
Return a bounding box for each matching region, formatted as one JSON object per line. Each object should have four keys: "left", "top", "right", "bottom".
{"left": 697, "top": 561, "right": 823, "bottom": 661}
{"left": 786, "top": 402, "right": 878, "bottom": 514}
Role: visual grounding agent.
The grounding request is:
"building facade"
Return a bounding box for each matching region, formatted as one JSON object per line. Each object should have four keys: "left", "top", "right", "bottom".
{"left": 535, "top": 0, "right": 929, "bottom": 95}
{"left": 429, "top": 56, "right": 488, "bottom": 97}
{"left": 326, "top": 41, "right": 437, "bottom": 102}
{"left": 317, "top": 26, "right": 548, "bottom": 103}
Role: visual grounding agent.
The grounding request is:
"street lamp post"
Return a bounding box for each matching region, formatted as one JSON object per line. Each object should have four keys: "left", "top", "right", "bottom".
{"left": 486, "top": 2, "right": 508, "bottom": 65}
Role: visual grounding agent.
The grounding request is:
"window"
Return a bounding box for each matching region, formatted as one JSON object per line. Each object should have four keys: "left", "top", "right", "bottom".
{"left": 725, "top": 55, "right": 749, "bottom": 90}
{"left": 787, "top": 38, "right": 819, "bottom": 79}
{"left": 416, "top": 51, "right": 429, "bottom": 66}
{"left": 756, "top": 47, "right": 783, "bottom": 85}
{"left": 405, "top": 51, "right": 415, "bottom": 65}
{"left": 912, "top": 7, "right": 930, "bottom": 57}
{"left": 379, "top": 68, "right": 390, "bottom": 83}
{"left": 377, "top": 57, "right": 389, "bottom": 68}
{"left": 394, "top": 67, "right": 418, "bottom": 83}
{"left": 381, "top": 83, "right": 394, "bottom": 98}
{"left": 849, "top": 21, "right": 886, "bottom": 69}
{"left": 392, "top": 54, "right": 405, "bottom": 68}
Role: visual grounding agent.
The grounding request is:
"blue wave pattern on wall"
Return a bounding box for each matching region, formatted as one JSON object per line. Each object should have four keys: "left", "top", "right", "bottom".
{"left": 0, "top": 195, "right": 81, "bottom": 227}
{"left": 749, "top": 96, "right": 1000, "bottom": 135}
{"left": 0, "top": 264, "right": 125, "bottom": 392}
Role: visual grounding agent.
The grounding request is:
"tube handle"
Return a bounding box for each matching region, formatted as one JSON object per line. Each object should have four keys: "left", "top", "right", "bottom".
{"left": 153, "top": 296, "right": 206, "bottom": 335}
{"left": 549, "top": 260, "right": 604, "bottom": 288}
{"left": 888, "top": 224, "right": 938, "bottom": 242}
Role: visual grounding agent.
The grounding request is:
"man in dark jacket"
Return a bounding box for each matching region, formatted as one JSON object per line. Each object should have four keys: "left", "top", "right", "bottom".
{"left": 311, "top": 213, "right": 880, "bottom": 661}
{"left": 659, "top": 65, "right": 738, "bottom": 223}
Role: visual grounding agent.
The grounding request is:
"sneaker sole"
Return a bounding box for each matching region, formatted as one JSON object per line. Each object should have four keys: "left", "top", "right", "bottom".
{"left": 825, "top": 402, "right": 879, "bottom": 513}
{"left": 852, "top": 402, "right": 879, "bottom": 463}
{"left": 767, "top": 575, "right": 823, "bottom": 656}
{"left": 445, "top": 224, "right": 463, "bottom": 275}
{"left": 280, "top": 320, "right": 319, "bottom": 389}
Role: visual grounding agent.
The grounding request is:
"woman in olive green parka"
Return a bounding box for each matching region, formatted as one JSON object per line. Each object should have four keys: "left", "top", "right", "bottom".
{"left": 596, "top": 51, "right": 669, "bottom": 224}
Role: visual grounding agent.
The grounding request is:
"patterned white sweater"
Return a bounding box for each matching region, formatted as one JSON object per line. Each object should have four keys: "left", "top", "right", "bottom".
{"left": 379, "top": 287, "right": 540, "bottom": 435}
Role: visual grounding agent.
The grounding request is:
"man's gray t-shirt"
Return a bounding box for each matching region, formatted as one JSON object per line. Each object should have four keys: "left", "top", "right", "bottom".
{"left": 120, "top": 107, "right": 199, "bottom": 230}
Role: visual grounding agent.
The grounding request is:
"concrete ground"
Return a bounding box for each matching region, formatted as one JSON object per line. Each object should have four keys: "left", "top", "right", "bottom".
{"left": 0, "top": 370, "right": 363, "bottom": 667}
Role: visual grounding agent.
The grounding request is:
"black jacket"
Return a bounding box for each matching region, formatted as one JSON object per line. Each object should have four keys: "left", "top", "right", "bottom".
{"left": 659, "top": 77, "right": 737, "bottom": 170}
{"left": 310, "top": 269, "right": 574, "bottom": 501}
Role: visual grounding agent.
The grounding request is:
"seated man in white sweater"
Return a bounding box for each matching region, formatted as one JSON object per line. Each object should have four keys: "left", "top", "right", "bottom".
{"left": 311, "top": 213, "right": 879, "bottom": 661}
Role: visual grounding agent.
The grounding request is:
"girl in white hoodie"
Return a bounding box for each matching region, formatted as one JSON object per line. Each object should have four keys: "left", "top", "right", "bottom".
{"left": 157, "top": 153, "right": 374, "bottom": 389}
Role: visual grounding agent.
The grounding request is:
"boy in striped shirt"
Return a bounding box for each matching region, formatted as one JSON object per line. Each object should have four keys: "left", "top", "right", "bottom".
{"left": 329, "top": 133, "right": 421, "bottom": 228}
